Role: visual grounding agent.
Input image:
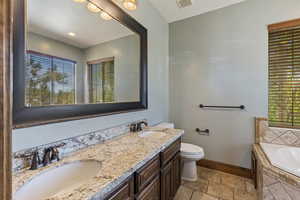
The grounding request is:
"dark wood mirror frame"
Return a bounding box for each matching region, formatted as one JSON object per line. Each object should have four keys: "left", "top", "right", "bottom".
{"left": 1, "top": 0, "right": 12, "bottom": 198}
{"left": 13, "top": 0, "right": 148, "bottom": 128}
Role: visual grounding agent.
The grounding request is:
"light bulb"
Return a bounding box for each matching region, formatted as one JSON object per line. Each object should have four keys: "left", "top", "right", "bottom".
{"left": 123, "top": 0, "right": 137, "bottom": 11}
{"left": 73, "top": 0, "right": 85, "bottom": 3}
{"left": 68, "top": 32, "right": 76, "bottom": 37}
{"left": 87, "top": 3, "right": 101, "bottom": 13}
{"left": 100, "top": 11, "right": 112, "bottom": 20}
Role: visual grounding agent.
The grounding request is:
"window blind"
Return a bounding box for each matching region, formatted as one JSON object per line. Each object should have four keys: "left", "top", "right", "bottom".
{"left": 88, "top": 59, "right": 114, "bottom": 103}
{"left": 25, "top": 51, "right": 76, "bottom": 106}
{"left": 268, "top": 25, "right": 300, "bottom": 128}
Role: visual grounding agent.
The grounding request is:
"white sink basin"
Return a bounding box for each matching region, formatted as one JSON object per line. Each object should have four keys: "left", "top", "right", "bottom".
{"left": 139, "top": 131, "right": 167, "bottom": 138}
{"left": 14, "top": 160, "right": 101, "bottom": 200}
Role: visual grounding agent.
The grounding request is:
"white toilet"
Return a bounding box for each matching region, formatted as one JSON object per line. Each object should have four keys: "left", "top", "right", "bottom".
{"left": 181, "top": 143, "right": 205, "bottom": 182}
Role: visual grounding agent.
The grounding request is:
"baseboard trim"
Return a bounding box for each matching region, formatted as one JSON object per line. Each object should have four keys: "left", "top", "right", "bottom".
{"left": 197, "top": 159, "right": 252, "bottom": 179}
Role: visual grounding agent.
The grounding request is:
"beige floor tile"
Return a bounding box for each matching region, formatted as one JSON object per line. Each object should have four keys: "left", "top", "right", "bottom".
{"left": 174, "top": 186, "right": 193, "bottom": 200}
{"left": 220, "top": 173, "right": 246, "bottom": 190}
{"left": 183, "top": 178, "right": 209, "bottom": 192}
{"left": 207, "top": 184, "right": 234, "bottom": 200}
{"left": 198, "top": 167, "right": 222, "bottom": 184}
{"left": 186, "top": 167, "right": 258, "bottom": 200}
{"left": 235, "top": 187, "right": 257, "bottom": 200}
{"left": 245, "top": 180, "right": 256, "bottom": 194}
{"left": 191, "top": 191, "right": 218, "bottom": 200}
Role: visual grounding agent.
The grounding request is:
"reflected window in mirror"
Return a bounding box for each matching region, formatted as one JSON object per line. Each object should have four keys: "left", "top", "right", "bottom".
{"left": 88, "top": 57, "right": 115, "bottom": 104}
{"left": 25, "top": 51, "right": 76, "bottom": 107}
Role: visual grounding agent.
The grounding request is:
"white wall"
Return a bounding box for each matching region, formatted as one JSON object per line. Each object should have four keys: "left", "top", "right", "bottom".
{"left": 13, "top": 0, "right": 169, "bottom": 152}
{"left": 169, "top": 0, "right": 300, "bottom": 168}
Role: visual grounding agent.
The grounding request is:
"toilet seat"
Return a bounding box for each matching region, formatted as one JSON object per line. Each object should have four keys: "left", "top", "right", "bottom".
{"left": 181, "top": 143, "right": 204, "bottom": 157}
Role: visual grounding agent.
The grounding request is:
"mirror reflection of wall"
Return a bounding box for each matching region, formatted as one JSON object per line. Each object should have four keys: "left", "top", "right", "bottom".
{"left": 25, "top": 0, "right": 140, "bottom": 107}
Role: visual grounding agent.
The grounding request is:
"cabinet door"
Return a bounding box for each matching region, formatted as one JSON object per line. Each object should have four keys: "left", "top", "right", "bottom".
{"left": 172, "top": 153, "right": 181, "bottom": 196}
{"left": 106, "top": 177, "right": 134, "bottom": 200}
{"left": 135, "top": 155, "right": 160, "bottom": 193}
{"left": 161, "top": 161, "right": 173, "bottom": 200}
{"left": 136, "top": 176, "right": 160, "bottom": 200}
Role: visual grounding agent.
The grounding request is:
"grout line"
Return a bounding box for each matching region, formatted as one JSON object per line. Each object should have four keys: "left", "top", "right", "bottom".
{"left": 189, "top": 191, "right": 194, "bottom": 200}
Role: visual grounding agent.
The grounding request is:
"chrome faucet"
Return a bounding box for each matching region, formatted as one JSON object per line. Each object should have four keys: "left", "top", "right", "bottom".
{"left": 28, "top": 146, "right": 61, "bottom": 170}
{"left": 30, "top": 151, "right": 41, "bottom": 170}
{"left": 130, "top": 121, "right": 148, "bottom": 132}
{"left": 42, "top": 147, "right": 60, "bottom": 167}
{"left": 42, "top": 148, "right": 51, "bottom": 166}
{"left": 137, "top": 121, "right": 148, "bottom": 131}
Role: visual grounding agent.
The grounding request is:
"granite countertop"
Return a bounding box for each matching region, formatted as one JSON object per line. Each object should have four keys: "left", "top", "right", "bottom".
{"left": 13, "top": 128, "right": 184, "bottom": 200}
{"left": 252, "top": 144, "right": 300, "bottom": 186}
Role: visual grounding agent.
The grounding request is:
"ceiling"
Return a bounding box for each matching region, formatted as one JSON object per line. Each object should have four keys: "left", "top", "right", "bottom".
{"left": 28, "top": 0, "right": 134, "bottom": 49}
{"left": 28, "top": 0, "right": 247, "bottom": 48}
{"left": 148, "top": 0, "right": 246, "bottom": 23}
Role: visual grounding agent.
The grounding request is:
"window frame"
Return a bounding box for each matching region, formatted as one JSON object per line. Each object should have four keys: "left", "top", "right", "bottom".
{"left": 87, "top": 57, "right": 115, "bottom": 104}
{"left": 25, "top": 50, "right": 77, "bottom": 107}
{"left": 13, "top": 0, "right": 148, "bottom": 128}
{"left": 268, "top": 18, "right": 300, "bottom": 129}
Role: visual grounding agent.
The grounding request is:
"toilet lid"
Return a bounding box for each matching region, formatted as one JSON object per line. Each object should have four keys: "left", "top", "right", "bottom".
{"left": 181, "top": 143, "right": 204, "bottom": 155}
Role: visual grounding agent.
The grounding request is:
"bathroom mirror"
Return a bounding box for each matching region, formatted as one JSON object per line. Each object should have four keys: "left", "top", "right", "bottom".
{"left": 13, "top": 0, "right": 147, "bottom": 128}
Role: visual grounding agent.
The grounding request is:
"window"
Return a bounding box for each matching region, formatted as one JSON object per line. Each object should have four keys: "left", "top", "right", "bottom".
{"left": 25, "top": 51, "right": 76, "bottom": 107}
{"left": 268, "top": 19, "right": 300, "bottom": 128}
{"left": 88, "top": 57, "right": 114, "bottom": 103}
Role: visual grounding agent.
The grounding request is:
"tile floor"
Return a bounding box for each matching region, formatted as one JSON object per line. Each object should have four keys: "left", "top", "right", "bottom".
{"left": 174, "top": 167, "right": 257, "bottom": 200}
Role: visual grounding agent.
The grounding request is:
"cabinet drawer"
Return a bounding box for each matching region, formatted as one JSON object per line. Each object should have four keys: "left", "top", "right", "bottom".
{"left": 161, "top": 139, "right": 181, "bottom": 166}
{"left": 106, "top": 177, "right": 134, "bottom": 200}
{"left": 136, "top": 176, "right": 160, "bottom": 200}
{"left": 135, "top": 155, "right": 160, "bottom": 193}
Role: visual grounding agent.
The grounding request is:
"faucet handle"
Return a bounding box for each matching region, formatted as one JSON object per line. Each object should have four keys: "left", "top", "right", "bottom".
{"left": 130, "top": 123, "right": 138, "bottom": 132}
{"left": 137, "top": 121, "right": 148, "bottom": 131}
{"left": 50, "top": 147, "right": 60, "bottom": 162}
{"left": 42, "top": 148, "right": 52, "bottom": 166}
{"left": 30, "top": 151, "right": 41, "bottom": 170}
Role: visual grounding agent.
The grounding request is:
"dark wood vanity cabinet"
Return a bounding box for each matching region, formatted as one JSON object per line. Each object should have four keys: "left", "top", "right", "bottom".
{"left": 171, "top": 153, "right": 182, "bottom": 196}
{"left": 105, "top": 138, "right": 181, "bottom": 200}
{"left": 106, "top": 177, "right": 134, "bottom": 200}
{"left": 161, "top": 150, "right": 181, "bottom": 200}
{"left": 135, "top": 155, "right": 161, "bottom": 193}
{"left": 161, "top": 161, "right": 173, "bottom": 200}
{"left": 136, "top": 176, "right": 160, "bottom": 200}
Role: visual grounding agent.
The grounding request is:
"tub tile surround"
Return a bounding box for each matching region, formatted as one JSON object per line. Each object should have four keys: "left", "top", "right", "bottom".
{"left": 13, "top": 125, "right": 184, "bottom": 200}
{"left": 255, "top": 118, "right": 300, "bottom": 147}
{"left": 254, "top": 118, "right": 300, "bottom": 200}
{"left": 13, "top": 120, "right": 142, "bottom": 172}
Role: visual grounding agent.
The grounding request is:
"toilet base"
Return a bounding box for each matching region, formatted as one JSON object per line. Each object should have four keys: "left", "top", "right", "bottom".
{"left": 181, "top": 159, "right": 198, "bottom": 182}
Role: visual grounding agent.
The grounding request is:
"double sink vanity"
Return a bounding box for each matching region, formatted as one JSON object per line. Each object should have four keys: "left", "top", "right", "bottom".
{"left": 13, "top": 127, "right": 184, "bottom": 200}
{"left": 11, "top": 0, "right": 182, "bottom": 199}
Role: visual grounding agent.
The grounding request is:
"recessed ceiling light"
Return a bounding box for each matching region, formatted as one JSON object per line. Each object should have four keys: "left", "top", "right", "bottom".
{"left": 176, "top": 0, "right": 193, "bottom": 8}
{"left": 73, "top": 0, "right": 86, "bottom": 3}
{"left": 87, "top": 2, "right": 101, "bottom": 13}
{"left": 100, "top": 11, "right": 113, "bottom": 20}
{"left": 123, "top": 0, "right": 137, "bottom": 11}
{"left": 68, "top": 32, "right": 76, "bottom": 37}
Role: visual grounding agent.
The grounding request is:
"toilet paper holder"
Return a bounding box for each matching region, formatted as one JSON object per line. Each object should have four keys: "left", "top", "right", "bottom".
{"left": 196, "top": 128, "right": 210, "bottom": 136}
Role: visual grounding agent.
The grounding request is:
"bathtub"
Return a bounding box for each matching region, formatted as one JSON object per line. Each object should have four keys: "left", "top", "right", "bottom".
{"left": 260, "top": 143, "right": 300, "bottom": 177}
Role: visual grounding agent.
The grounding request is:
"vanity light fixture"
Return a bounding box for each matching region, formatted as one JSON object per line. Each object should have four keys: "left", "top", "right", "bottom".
{"left": 73, "top": 0, "right": 86, "bottom": 3}
{"left": 100, "top": 11, "right": 112, "bottom": 20}
{"left": 123, "top": 0, "right": 138, "bottom": 11}
{"left": 87, "top": 2, "right": 101, "bottom": 13}
{"left": 68, "top": 32, "right": 76, "bottom": 36}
